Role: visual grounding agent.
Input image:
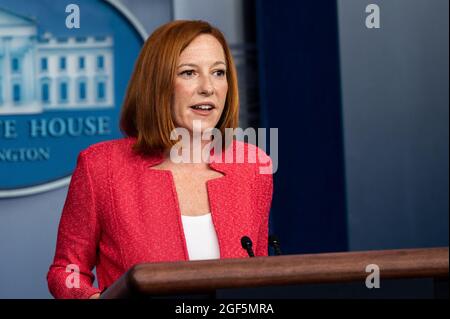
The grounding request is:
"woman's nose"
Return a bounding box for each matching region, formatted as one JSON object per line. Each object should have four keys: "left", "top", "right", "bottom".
{"left": 197, "top": 76, "right": 214, "bottom": 96}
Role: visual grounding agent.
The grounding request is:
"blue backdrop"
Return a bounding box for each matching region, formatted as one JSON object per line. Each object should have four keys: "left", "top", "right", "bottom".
{"left": 256, "top": 1, "right": 348, "bottom": 254}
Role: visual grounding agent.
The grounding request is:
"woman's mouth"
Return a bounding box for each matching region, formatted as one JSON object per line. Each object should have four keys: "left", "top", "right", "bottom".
{"left": 190, "top": 104, "right": 215, "bottom": 116}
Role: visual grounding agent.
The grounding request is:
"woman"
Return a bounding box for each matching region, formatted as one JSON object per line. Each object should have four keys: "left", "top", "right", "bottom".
{"left": 47, "top": 20, "right": 273, "bottom": 299}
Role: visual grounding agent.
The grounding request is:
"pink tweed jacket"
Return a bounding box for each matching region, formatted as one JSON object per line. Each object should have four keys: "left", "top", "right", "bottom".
{"left": 47, "top": 137, "right": 273, "bottom": 299}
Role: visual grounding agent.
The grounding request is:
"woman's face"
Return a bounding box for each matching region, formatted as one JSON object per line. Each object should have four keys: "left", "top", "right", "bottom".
{"left": 172, "top": 34, "right": 228, "bottom": 134}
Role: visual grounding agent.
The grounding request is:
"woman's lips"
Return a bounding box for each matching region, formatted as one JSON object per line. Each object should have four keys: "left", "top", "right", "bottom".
{"left": 190, "top": 107, "right": 214, "bottom": 116}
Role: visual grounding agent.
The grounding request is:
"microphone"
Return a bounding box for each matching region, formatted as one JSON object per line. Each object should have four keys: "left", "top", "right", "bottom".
{"left": 268, "top": 235, "right": 282, "bottom": 256}
{"left": 240, "top": 236, "right": 255, "bottom": 257}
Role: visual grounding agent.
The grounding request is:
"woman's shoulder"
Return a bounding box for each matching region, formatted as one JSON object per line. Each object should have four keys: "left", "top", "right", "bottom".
{"left": 230, "top": 139, "right": 271, "bottom": 161}
{"left": 219, "top": 140, "right": 272, "bottom": 175}
{"left": 77, "top": 136, "right": 151, "bottom": 172}
{"left": 231, "top": 140, "right": 271, "bottom": 162}
{"left": 80, "top": 137, "right": 136, "bottom": 159}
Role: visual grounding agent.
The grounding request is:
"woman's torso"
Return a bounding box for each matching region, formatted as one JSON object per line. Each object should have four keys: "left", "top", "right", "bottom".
{"left": 88, "top": 137, "right": 267, "bottom": 289}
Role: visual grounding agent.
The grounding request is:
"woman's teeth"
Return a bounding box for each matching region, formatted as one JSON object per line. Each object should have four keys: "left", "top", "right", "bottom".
{"left": 191, "top": 105, "right": 213, "bottom": 110}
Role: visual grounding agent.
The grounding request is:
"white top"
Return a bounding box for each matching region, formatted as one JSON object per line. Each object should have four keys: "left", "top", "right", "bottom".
{"left": 181, "top": 213, "right": 220, "bottom": 261}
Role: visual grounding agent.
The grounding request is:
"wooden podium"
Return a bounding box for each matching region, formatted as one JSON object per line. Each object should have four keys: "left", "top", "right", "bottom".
{"left": 100, "top": 247, "right": 448, "bottom": 299}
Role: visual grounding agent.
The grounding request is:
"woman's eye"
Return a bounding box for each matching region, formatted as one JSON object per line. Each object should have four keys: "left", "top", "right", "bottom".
{"left": 180, "top": 70, "right": 195, "bottom": 77}
{"left": 214, "top": 70, "right": 226, "bottom": 77}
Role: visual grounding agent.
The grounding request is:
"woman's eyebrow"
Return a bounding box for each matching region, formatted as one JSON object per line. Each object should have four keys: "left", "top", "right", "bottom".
{"left": 177, "top": 61, "right": 227, "bottom": 69}
{"left": 211, "top": 61, "right": 227, "bottom": 67}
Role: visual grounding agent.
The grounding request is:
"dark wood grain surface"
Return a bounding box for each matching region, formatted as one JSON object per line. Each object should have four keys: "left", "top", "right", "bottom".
{"left": 101, "top": 247, "right": 448, "bottom": 298}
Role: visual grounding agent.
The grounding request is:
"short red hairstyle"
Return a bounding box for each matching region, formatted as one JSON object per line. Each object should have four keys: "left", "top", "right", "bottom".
{"left": 120, "top": 20, "right": 239, "bottom": 155}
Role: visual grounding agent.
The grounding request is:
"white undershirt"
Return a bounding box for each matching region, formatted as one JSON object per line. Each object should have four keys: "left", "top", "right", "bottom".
{"left": 181, "top": 213, "right": 220, "bottom": 261}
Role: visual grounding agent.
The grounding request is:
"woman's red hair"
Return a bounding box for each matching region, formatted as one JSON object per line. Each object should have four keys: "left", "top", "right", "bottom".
{"left": 120, "top": 20, "right": 239, "bottom": 155}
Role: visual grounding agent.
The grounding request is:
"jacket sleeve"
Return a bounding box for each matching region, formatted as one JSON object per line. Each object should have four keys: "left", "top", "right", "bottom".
{"left": 254, "top": 150, "right": 274, "bottom": 257}
{"left": 47, "top": 150, "right": 102, "bottom": 299}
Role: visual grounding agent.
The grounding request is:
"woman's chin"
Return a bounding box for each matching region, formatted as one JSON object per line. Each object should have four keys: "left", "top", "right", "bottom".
{"left": 182, "top": 120, "right": 219, "bottom": 133}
